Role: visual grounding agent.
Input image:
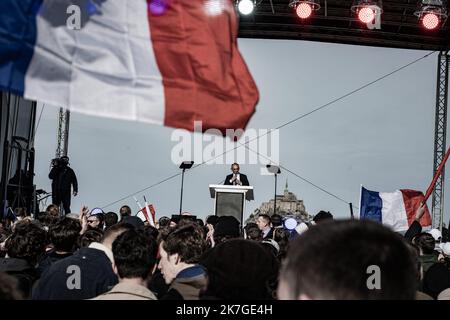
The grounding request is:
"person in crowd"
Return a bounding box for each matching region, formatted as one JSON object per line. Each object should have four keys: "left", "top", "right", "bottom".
{"left": 36, "top": 217, "right": 81, "bottom": 276}
{"left": 414, "top": 232, "right": 439, "bottom": 273}
{"left": 158, "top": 223, "right": 208, "bottom": 300}
{"left": 144, "top": 225, "right": 159, "bottom": 241}
{"left": 261, "top": 238, "right": 280, "bottom": 260}
{"left": 442, "top": 225, "right": 449, "bottom": 243}
{"left": 121, "top": 216, "right": 145, "bottom": 229}
{"left": 313, "top": 210, "right": 334, "bottom": 223}
{"left": 211, "top": 216, "right": 241, "bottom": 246}
{"left": 86, "top": 209, "right": 105, "bottom": 230}
{"left": 273, "top": 227, "right": 291, "bottom": 262}
{"left": 205, "top": 215, "right": 219, "bottom": 228}
{"left": 278, "top": 219, "right": 417, "bottom": 300}
{"left": 437, "top": 242, "right": 450, "bottom": 269}
{"left": 201, "top": 239, "right": 278, "bottom": 300}
{"left": 36, "top": 212, "right": 59, "bottom": 231}
{"left": 0, "top": 228, "right": 9, "bottom": 258}
{"left": 45, "top": 204, "right": 60, "bottom": 218}
{"left": 104, "top": 212, "right": 119, "bottom": 229}
{"left": 0, "top": 221, "right": 47, "bottom": 299}
{"left": 78, "top": 229, "right": 104, "bottom": 248}
{"left": 204, "top": 215, "right": 217, "bottom": 241}
{"left": 422, "top": 262, "right": 450, "bottom": 299}
{"left": 270, "top": 214, "right": 283, "bottom": 228}
{"left": 158, "top": 216, "right": 171, "bottom": 229}
{"left": 294, "top": 210, "right": 334, "bottom": 236}
{"left": 256, "top": 214, "right": 273, "bottom": 239}
{"left": 404, "top": 242, "right": 433, "bottom": 300}
{"left": 13, "top": 207, "right": 30, "bottom": 222}
{"left": 148, "top": 227, "right": 171, "bottom": 299}
{"left": 404, "top": 203, "right": 427, "bottom": 242}
{"left": 0, "top": 272, "right": 23, "bottom": 300}
{"left": 244, "top": 223, "right": 262, "bottom": 241}
{"left": 196, "top": 218, "right": 204, "bottom": 227}
{"left": 93, "top": 229, "right": 158, "bottom": 300}
{"left": 119, "top": 205, "right": 132, "bottom": 220}
{"left": 428, "top": 228, "right": 442, "bottom": 243}
{"left": 32, "top": 223, "right": 133, "bottom": 300}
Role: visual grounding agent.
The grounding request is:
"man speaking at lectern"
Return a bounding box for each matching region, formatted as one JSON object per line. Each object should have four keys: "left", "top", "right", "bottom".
{"left": 224, "top": 163, "right": 250, "bottom": 186}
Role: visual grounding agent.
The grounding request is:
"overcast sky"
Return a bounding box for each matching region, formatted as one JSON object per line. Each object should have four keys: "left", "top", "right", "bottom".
{"left": 33, "top": 38, "right": 449, "bottom": 225}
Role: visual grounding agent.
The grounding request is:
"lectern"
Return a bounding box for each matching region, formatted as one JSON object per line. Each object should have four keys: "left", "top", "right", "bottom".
{"left": 209, "top": 184, "right": 254, "bottom": 225}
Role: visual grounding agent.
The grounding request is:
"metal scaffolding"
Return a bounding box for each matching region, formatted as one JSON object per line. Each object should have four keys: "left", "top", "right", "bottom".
{"left": 55, "top": 108, "right": 70, "bottom": 158}
{"left": 431, "top": 50, "right": 449, "bottom": 231}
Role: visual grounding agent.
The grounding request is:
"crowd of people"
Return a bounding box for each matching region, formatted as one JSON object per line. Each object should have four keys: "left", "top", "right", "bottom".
{"left": 1, "top": 203, "right": 450, "bottom": 300}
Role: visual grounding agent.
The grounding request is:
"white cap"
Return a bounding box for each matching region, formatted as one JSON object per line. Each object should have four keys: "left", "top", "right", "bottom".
{"left": 90, "top": 207, "right": 104, "bottom": 216}
{"left": 295, "top": 222, "right": 309, "bottom": 235}
{"left": 427, "top": 228, "right": 442, "bottom": 241}
{"left": 439, "top": 242, "right": 450, "bottom": 256}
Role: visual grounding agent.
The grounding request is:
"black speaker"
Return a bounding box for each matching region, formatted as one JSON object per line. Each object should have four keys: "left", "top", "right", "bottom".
{"left": 0, "top": 92, "right": 37, "bottom": 219}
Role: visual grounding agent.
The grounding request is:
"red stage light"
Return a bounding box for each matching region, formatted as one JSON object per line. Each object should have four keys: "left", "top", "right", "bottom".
{"left": 296, "top": 2, "right": 313, "bottom": 19}
{"left": 422, "top": 12, "right": 440, "bottom": 30}
{"left": 358, "top": 7, "right": 375, "bottom": 23}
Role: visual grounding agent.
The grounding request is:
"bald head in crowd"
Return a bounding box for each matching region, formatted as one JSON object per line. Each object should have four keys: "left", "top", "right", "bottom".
{"left": 278, "top": 220, "right": 417, "bottom": 300}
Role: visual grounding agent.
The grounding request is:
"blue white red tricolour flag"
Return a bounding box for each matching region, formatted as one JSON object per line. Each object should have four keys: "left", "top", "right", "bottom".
{"left": 359, "top": 186, "right": 432, "bottom": 232}
{"left": 137, "top": 203, "right": 156, "bottom": 225}
{"left": 0, "top": 0, "right": 259, "bottom": 132}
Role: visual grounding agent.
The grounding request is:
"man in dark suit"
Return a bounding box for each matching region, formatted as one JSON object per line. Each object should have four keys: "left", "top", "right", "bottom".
{"left": 224, "top": 163, "right": 250, "bottom": 186}
{"left": 256, "top": 214, "right": 274, "bottom": 239}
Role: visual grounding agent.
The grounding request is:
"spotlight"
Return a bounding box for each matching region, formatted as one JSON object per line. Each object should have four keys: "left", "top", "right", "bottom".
{"left": 423, "top": 12, "right": 440, "bottom": 29}
{"left": 236, "top": 0, "right": 255, "bottom": 15}
{"left": 358, "top": 6, "right": 375, "bottom": 23}
{"left": 289, "top": 0, "right": 320, "bottom": 19}
{"left": 297, "top": 3, "right": 313, "bottom": 19}
{"left": 351, "top": 0, "right": 382, "bottom": 26}
{"left": 414, "top": 0, "right": 448, "bottom": 31}
{"left": 284, "top": 217, "right": 298, "bottom": 230}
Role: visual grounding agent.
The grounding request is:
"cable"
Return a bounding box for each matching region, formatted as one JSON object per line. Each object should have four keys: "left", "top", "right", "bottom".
{"left": 241, "top": 143, "right": 358, "bottom": 208}
{"left": 101, "top": 172, "right": 181, "bottom": 209}
{"left": 31, "top": 103, "right": 45, "bottom": 145}
{"left": 275, "top": 51, "right": 435, "bottom": 132}
{"left": 101, "top": 51, "right": 433, "bottom": 210}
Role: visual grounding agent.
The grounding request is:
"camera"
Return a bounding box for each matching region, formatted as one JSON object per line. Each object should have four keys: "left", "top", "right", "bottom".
{"left": 51, "top": 156, "right": 69, "bottom": 167}
{"left": 60, "top": 156, "right": 69, "bottom": 166}
{"left": 51, "top": 158, "right": 61, "bottom": 167}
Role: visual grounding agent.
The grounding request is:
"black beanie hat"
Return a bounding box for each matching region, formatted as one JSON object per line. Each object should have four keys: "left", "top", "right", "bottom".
{"left": 202, "top": 239, "right": 279, "bottom": 299}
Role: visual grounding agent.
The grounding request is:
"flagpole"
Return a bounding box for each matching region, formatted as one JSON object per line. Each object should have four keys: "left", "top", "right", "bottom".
{"left": 144, "top": 195, "right": 155, "bottom": 227}
{"left": 358, "top": 184, "right": 363, "bottom": 219}
{"left": 424, "top": 147, "right": 450, "bottom": 202}
{"left": 349, "top": 202, "right": 354, "bottom": 219}
{"left": 133, "top": 196, "right": 143, "bottom": 215}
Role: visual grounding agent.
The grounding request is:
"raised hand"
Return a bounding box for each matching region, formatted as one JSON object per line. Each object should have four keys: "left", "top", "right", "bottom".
{"left": 79, "top": 205, "right": 89, "bottom": 234}
{"left": 415, "top": 202, "right": 426, "bottom": 221}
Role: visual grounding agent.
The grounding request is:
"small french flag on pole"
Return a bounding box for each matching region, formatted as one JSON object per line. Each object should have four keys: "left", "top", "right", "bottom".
{"left": 359, "top": 186, "right": 432, "bottom": 232}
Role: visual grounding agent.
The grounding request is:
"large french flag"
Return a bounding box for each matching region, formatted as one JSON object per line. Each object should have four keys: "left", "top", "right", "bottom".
{"left": 0, "top": 0, "right": 259, "bottom": 132}
{"left": 359, "top": 186, "right": 432, "bottom": 232}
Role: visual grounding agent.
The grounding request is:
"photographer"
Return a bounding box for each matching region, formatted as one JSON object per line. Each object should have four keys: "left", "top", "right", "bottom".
{"left": 48, "top": 156, "right": 78, "bottom": 214}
